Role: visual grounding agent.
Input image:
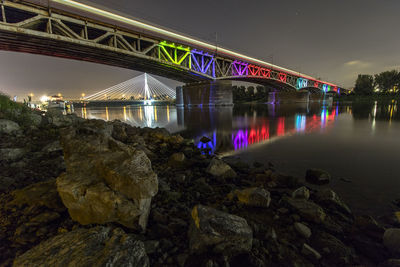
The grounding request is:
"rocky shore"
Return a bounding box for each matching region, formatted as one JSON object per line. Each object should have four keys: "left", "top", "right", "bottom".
{"left": 1, "top": 102, "right": 400, "bottom": 266}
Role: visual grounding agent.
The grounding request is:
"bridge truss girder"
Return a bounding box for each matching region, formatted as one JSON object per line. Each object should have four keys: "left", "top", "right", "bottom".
{"left": 0, "top": 0, "right": 343, "bottom": 93}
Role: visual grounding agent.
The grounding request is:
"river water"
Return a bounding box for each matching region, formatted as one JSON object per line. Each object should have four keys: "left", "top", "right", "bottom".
{"left": 75, "top": 101, "right": 400, "bottom": 216}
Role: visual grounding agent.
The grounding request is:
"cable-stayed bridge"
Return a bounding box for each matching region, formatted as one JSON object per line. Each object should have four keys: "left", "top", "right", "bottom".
{"left": 0, "top": 0, "right": 349, "bottom": 105}
{"left": 84, "top": 73, "right": 175, "bottom": 103}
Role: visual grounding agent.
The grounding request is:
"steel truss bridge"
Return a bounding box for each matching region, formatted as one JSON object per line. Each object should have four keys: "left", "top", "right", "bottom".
{"left": 0, "top": 0, "right": 345, "bottom": 93}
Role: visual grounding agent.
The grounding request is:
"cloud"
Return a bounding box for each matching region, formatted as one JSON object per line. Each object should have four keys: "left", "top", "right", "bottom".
{"left": 343, "top": 60, "right": 371, "bottom": 68}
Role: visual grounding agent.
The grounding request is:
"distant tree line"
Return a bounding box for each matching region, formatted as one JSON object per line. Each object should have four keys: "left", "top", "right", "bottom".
{"left": 232, "top": 85, "right": 270, "bottom": 103}
{"left": 354, "top": 70, "right": 400, "bottom": 95}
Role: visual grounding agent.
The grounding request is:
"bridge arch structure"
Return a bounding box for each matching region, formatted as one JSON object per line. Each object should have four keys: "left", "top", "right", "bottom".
{"left": 0, "top": 0, "right": 347, "bottom": 103}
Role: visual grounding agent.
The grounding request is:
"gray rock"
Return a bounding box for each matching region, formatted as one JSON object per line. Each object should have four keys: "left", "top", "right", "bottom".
{"left": 27, "top": 113, "right": 43, "bottom": 127}
{"left": 13, "top": 226, "right": 149, "bottom": 267}
{"left": 316, "top": 188, "right": 352, "bottom": 215}
{"left": 206, "top": 158, "right": 237, "bottom": 179}
{"left": 56, "top": 124, "right": 158, "bottom": 230}
{"left": 302, "top": 243, "right": 321, "bottom": 260}
{"left": 0, "top": 176, "right": 14, "bottom": 191}
{"left": 144, "top": 240, "right": 159, "bottom": 254}
{"left": 0, "top": 119, "right": 20, "bottom": 134}
{"left": 229, "top": 187, "right": 271, "bottom": 208}
{"left": 314, "top": 232, "right": 352, "bottom": 261}
{"left": 305, "top": 168, "right": 330, "bottom": 185}
{"left": 294, "top": 222, "right": 311, "bottom": 238}
{"left": 42, "top": 141, "right": 62, "bottom": 153}
{"left": 292, "top": 186, "right": 310, "bottom": 200}
{"left": 0, "top": 148, "right": 26, "bottom": 161}
{"left": 286, "top": 198, "right": 326, "bottom": 223}
{"left": 168, "top": 152, "right": 186, "bottom": 167}
{"left": 176, "top": 253, "right": 188, "bottom": 267}
{"left": 189, "top": 205, "right": 252, "bottom": 254}
{"left": 47, "top": 111, "right": 84, "bottom": 127}
{"left": 384, "top": 228, "right": 400, "bottom": 255}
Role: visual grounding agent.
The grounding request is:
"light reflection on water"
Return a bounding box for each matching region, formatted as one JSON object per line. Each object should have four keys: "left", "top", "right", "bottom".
{"left": 77, "top": 103, "right": 340, "bottom": 154}
{"left": 75, "top": 101, "right": 400, "bottom": 215}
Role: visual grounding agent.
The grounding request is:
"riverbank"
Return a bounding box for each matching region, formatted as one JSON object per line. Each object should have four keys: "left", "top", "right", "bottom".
{"left": 0, "top": 97, "right": 399, "bottom": 266}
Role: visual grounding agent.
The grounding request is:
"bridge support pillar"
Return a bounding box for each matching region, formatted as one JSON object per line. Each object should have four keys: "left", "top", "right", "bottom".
{"left": 176, "top": 80, "right": 233, "bottom": 106}
{"left": 268, "top": 91, "right": 310, "bottom": 104}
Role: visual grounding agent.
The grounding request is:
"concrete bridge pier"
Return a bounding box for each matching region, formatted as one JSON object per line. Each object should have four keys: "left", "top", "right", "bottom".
{"left": 268, "top": 91, "right": 310, "bottom": 104}
{"left": 176, "top": 80, "right": 233, "bottom": 106}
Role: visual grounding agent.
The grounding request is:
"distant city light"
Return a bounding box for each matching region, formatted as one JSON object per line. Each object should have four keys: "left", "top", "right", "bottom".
{"left": 40, "top": 95, "right": 49, "bottom": 102}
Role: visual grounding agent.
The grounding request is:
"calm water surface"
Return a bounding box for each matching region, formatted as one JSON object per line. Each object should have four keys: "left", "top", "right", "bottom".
{"left": 75, "top": 101, "right": 400, "bottom": 215}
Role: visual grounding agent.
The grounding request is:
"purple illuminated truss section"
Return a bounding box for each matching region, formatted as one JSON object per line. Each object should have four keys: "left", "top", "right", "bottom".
{"left": 232, "top": 60, "right": 248, "bottom": 76}
{"left": 191, "top": 49, "right": 215, "bottom": 77}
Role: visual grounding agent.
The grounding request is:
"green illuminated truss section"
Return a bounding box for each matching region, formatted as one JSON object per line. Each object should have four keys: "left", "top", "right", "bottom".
{"left": 158, "top": 41, "right": 191, "bottom": 69}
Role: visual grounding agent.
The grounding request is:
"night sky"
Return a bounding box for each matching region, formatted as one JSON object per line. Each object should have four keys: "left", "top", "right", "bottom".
{"left": 1, "top": 0, "right": 399, "bottom": 100}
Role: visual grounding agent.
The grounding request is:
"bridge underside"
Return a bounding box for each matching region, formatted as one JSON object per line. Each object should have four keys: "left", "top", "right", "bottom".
{"left": 223, "top": 77, "right": 298, "bottom": 92}
{"left": 0, "top": 29, "right": 206, "bottom": 83}
{"left": 0, "top": 0, "right": 347, "bottom": 106}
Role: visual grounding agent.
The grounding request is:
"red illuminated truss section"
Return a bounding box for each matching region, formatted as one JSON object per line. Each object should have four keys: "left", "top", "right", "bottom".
{"left": 278, "top": 73, "right": 287, "bottom": 83}
{"left": 248, "top": 64, "right": 271, "bottom": 78}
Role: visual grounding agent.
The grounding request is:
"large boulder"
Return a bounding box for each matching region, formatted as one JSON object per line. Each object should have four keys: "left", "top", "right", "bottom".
{"left": 0, "top": 119, "right": 20, "bottom": 134}
{"left": 206, "top": 158, "right": 237, "bottom": 179}
{"left": 229, "top": 187, "right": 271, "bottom": 208}
{"left": 56, "top": 121, "right": 158, "bottom": 230}
{"left": 13, "top": 226, "right": 149, "bottom": 267}
{"left": 384, "top": 228, "right": 400, "bottom": 256}
{"left": 286, "top": 197, "right": 326, "bottom": 223}
{"left": 189, "top": 205, "right": 252, "bottom": 254}
{"left": 46, "top": 110, "right": 83, "bottom": 127}
{"left": 305, "top": 169, "right": 331, "bottom": 185}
